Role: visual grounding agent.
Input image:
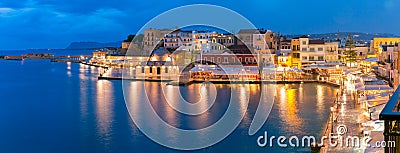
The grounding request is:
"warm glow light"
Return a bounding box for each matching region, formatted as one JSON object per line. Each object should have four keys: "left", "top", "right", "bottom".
{"left": 166, "top": 56, "right": 171, "bottom": 61}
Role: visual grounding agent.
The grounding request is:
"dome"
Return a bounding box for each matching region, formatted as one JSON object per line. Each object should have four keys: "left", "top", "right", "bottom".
{"left": 150, "top": 48, "right": 171, "bottom": 61}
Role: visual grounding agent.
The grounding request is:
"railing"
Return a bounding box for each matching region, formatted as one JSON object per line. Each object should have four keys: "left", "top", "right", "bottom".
{"left": 380, "top": 87, "right": 400, "bottom": 153}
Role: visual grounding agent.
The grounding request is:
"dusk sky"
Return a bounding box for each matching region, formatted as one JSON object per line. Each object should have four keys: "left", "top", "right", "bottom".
{"left": 0, "top": 0, "right": 399, "bottom": 50}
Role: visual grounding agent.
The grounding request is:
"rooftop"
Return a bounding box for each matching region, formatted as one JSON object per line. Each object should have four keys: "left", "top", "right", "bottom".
{"left": 309, "top": 40, "right": 325, "bottom": 44}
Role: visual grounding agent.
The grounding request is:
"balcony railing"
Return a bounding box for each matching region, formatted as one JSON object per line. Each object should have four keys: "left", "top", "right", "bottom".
{"left": 380, "top": 87, "right": 400, "bottom": 153}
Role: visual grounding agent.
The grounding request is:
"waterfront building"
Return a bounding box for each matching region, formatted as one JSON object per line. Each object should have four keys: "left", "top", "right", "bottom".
{"left": 189, "top": 64, "right": 260, "bottom": 81}
{"left": 210, "top": 33, "right": 236, "bottom": 53}
{"left": 324, "top": 42, "right": 340, "bottom": 63}
{"left": 299, "top": 37, "right": 326, "bottom": 65}
{"left": 237, "top": 29, "right": 259, "bottom": 48}
{"left": 122, "top": 41, "right": 130, "bottom": 49}
{"left": 276, "top": 50, "right": 292, "bottom": 67}
{"left": 92, "top": 51, "right": 107, "bottom": 59}
{"left": 164, "top": 29, "right": 193, "bottom": 50}
{"left": 143, "top": 28, "right": 172, "bottom": 56}
{"left": 291, "top": 37, "right": 301, "bottom": 68}
{"left": 192, "top": 31, "right": 217, "bottom": 54}
{"left": 201, "top": 52, "right": 258, "bottom": 66}
{"left": 135, "top": 47, "right": 179, "bottom": 79}
{"left": 252, "top": 29, "right": 279, "bottom": 54}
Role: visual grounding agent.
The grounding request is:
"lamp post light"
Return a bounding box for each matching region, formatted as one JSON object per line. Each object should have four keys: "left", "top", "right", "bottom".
{"left": 330, "top": 106, "right": 335, "bottom": 134}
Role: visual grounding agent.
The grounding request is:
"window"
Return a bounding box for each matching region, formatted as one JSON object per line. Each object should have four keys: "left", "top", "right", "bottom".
{"left": 217, "top": 57, "right": 221, "bottom": 63}
{"left": 239, "top": 57, "right": 242, "bottom": 63}
{"left": 245, "top": 57, "right": 249, "bottom": 63}
{"left": 293, "top": 53, "right": 300, "bottom": 58}
{"left": 309, "top": 56, "right": 315, "bottom": 61}
{"left": 302, "top": 41, "right": 307, "bottom": 45}
{"left": 318, "top": 48, "right": 323, "bottom": 51}
{"left": 302, "top": 47, "right": 307, "bottom": 51}
{"left": 232, "top": 57, "right": 235, "bottom": 63}
{"left": 142, "top": 67, "right": 145, "bottom": 73}
{"left": 302, "top": 56, "right": 307, "bottom": 60}
{"left": 318, "top": 56, "right": 324, "bottom": 61}
{"left": 204, "top": 57, "right": 207, "bottom": 62}
{"left": 224, "top": 57, "right": 228, "bottom": 63}
{"left": 211, "top": 57, "right": 215, "bottom": 63}
{"left": 149, "top": 67, "right": 153, "bottom": 73}
{"left": 157, "top": 67, "right": 161, "bottom": 75}
{"left": 165, "top": 68, "right": 168, "bottom": 73}
{"left": 310, "top": 48, "right": 315, "bottom": 52}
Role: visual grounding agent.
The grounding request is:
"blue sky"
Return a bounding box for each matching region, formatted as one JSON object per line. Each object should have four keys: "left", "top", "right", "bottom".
{"left": 0, "top": 0, "right": 399, "bottom": 50}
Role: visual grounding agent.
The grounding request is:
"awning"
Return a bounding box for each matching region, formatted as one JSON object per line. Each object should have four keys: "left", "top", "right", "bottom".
{"left": 364, "top": 57, "right": 378, "bottom": 62}
{"left": 363, "top": 85, "right": 393, "bottom": 91}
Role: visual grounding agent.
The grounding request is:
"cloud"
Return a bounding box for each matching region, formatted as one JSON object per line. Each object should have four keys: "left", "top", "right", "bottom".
{"left": 0, "top": 0, "right": 129, "bottom": 49}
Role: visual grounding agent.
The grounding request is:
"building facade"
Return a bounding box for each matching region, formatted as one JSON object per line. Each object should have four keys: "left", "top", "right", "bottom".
{"left": 371, "top": 38, "right": 400, "bottom": 54}
{"left": 143, "top": 28, "right": 172, "bottom": 55}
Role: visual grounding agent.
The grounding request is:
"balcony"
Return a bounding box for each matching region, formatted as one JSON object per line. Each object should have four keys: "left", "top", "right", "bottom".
{"left": 380, "top": 87, "right": 400, "bottom": 153}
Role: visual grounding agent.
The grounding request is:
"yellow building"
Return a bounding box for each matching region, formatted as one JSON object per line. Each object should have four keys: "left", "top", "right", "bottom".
{"left": 291, "top": 37, "right": 301, "bottom": 68}
{"left": 372, "top": 38, "right": 400, "bottom": 54}
{"left": 325, "top": 42, "right": 340, "bottom": 63}
{"left": 278, "top": 55, "right": 292, "bottom": 67}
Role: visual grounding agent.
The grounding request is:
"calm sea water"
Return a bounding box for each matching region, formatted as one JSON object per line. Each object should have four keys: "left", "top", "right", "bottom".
{"left": 0, "top": 49, "right": 94, "bottom": 56}
{"left": 0, "top": 60, "right": 337, "bottom": 153}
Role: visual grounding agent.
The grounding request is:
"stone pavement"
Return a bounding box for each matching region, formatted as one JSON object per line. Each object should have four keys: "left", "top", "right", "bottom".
{"left": 326, "top": 82, "right": 368, "bottom": 153}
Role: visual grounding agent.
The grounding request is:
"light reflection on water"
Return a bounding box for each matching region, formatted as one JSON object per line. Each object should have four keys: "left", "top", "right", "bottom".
{"left": 121, "top": 81, "right": 336, "bottom": 152}
{"left": 95, "top": 80, "right": 113, "bottom": 139}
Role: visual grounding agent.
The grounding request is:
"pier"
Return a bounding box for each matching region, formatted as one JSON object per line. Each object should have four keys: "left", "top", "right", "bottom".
{"left": 0, "top": 54, "right": 91, "bottom": 63}
{"left": 50, "top": 55, "right": 91, "bottom": 63}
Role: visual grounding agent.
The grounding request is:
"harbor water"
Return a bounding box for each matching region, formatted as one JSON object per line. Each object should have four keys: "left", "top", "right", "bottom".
{"left": 0, "top": 60, "right": 337, "bottom": 153}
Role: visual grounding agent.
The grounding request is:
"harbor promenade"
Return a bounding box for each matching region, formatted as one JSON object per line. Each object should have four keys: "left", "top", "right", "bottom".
{"left": 321, "top": 79, "right": 368, "bottom": 153}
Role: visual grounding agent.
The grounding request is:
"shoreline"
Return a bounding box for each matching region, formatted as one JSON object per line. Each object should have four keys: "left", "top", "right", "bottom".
{"left": 98, "top": 76, "right": 341, "bottom": 87}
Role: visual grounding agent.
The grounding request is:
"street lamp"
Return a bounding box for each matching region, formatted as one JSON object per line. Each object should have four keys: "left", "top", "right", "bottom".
{"left": 330, "top": 106, "right": 335, "bottom": 134}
